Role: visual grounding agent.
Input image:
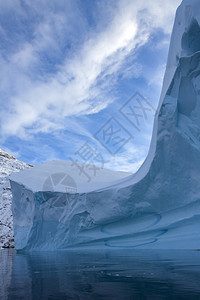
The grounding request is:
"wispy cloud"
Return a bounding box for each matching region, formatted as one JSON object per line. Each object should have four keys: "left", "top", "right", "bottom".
{"left": 0, "top": 0, "right": 181, "bottom": 141}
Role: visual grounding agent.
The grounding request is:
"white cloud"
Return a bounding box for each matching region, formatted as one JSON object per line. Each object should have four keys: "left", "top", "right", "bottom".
{"left": 0, "top": 0, "right": 181, "bottom": 140}
{"left": 102, "top": 141, "right": 148, "bottom": 173}
{"left": 148, "top": 63, "right": 167, "bottom": 88}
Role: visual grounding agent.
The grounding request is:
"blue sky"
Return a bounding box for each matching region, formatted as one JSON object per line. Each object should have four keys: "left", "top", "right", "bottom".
{"left": 0, "top": 0, "right": 181, "bottom": 172}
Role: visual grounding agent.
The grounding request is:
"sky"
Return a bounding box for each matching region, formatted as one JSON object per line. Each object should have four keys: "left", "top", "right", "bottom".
{"left": 0, "top": 0, "right": 181, "bottom": 173}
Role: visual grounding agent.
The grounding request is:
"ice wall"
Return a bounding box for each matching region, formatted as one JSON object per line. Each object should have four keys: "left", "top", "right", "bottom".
{"left": 10, "top": 0, "right": 200, "bottom": 250}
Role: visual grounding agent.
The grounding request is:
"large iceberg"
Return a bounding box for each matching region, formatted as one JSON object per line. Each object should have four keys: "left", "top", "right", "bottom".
{"left": 10, "top": 0, "right": 200, "bottom": 250}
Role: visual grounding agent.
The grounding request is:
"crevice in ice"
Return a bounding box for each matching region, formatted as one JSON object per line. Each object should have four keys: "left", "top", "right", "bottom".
{"left": 182, "top": 18, "right": 200, "bottom": 55}
{"left": 177, "top": 76, "right": 196, "bottom": 116}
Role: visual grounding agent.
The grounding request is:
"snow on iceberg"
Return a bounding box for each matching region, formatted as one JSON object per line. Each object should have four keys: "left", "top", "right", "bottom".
{"left": 10, "top": 0, "right": 200, "bottom": 250}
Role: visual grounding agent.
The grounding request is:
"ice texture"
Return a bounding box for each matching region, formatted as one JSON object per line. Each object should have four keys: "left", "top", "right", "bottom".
{"left": 10, "top": 0, "right": 200, "bottom": 250}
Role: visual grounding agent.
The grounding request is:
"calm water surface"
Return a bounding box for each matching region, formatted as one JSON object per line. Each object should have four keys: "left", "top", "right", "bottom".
{"left": 1, "top": 249, "right": 200, "bottom": 299}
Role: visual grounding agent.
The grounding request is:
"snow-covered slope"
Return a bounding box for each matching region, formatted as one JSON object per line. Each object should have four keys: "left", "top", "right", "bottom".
{"left": 10, "top": 0, "right": 200, "bottom": 250}
{"left": 0, "top": 150, "right": 30, "bottom": 248}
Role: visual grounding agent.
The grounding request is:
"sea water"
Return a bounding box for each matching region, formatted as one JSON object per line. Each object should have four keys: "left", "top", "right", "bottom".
{"left": 1, "top": 249, "right": 200, "bottom": 299}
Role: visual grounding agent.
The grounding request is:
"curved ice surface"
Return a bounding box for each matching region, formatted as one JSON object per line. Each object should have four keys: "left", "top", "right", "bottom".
{"left": 10, "top": 0, "right": 200, "bottom": 250}
{"left": 10, "top": 160, "right": 132, "bottom": 194}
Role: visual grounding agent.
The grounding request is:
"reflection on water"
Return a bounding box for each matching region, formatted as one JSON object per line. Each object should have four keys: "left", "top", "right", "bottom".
{"left": 1, "top": 249, "right": 200, "bottom": 299}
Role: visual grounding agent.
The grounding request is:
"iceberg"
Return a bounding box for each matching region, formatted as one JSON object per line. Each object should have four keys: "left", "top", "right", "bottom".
{"left": 10, "top": 0, "right": 200, "bottom": 250}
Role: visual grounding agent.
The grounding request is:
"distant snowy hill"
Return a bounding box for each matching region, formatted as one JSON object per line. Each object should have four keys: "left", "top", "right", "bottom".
{"left": 0, "top": 149, "right": 31, "bottom": 248}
